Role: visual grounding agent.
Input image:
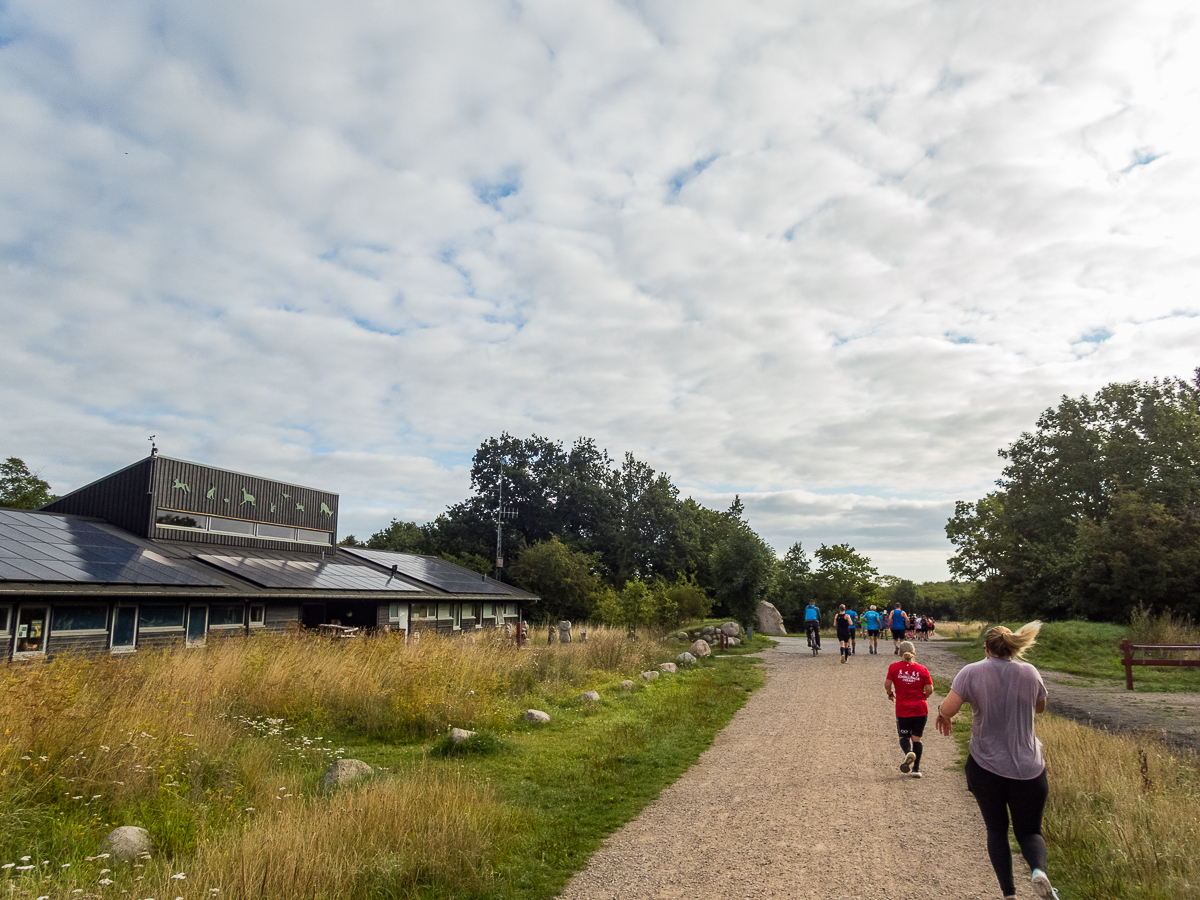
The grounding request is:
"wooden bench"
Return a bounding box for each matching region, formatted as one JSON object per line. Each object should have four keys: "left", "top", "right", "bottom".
{"left": 1119, "top": 639, "right": 1200, "bottom": 690}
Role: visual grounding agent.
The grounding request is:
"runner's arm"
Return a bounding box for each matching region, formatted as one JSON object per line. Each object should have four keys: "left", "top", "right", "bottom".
{"left": 935, "top": 690, "right": 964, "bottom": 735}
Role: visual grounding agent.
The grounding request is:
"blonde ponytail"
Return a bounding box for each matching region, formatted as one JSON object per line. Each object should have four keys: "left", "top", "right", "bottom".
{"left": 899, "top": 640, "right": 916, "bottom": 662}
{"left": 984, "top": 621, "right": 1042, "bottom": 660}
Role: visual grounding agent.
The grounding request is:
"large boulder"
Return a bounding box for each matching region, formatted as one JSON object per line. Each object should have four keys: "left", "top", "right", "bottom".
{"left": 658, "top": 662, "right": 678, "bottom": 674}
{"left": 449, "top": 727, "right": 477, "bottom": 743}
{"left": 322, "top": 758, "right": 373, "bottom": 787}
{"left": 689, "top": 639, "right": 712, "bottom": 657}
{"left": 721, "top": 622, "right": 741, "bottom": 637}
{"left": 757, "top": 601, "right": 786, "bottom": 635}
{"left": 580, "top": 690, "right": 601, "bottom": 703}
{"left": 676, "top": 651, "right": 696, "bottom": 665}
{"left": 100, "top": 826, "right": 152, "bottom": 860}
{"left": 676, "top": 631, "right": 690, "bottom": 641}
{"left": 523, "top": 709, "right": 550, "bottom": 724}
{"left": 640, "top": 670, "right": 659, "bottom": 681}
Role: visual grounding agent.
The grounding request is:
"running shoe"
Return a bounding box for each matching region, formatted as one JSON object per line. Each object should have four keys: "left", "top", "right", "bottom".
{"left": 900, "top": 752, "right": 916, "bottom": 773}
{"left": 911, "top": 771, "right": 922, "bottom": 778}
{"left": 1031, "top": 870, "right": 1059, "bottom": 900}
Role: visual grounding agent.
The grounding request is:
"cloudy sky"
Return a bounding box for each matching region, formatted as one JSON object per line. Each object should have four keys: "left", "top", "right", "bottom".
{"left": 3, "top": 0, "right": 1197, "bottom": 580}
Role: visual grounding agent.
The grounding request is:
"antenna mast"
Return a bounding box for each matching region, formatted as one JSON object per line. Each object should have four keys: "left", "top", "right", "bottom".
{"left": 494, "top": 461, "right": 516, "bottom": 580}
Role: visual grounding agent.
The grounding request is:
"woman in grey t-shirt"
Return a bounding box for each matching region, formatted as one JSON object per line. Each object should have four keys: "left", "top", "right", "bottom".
{"left": 936, "top": 622, "right": 1059, "bottom": 900}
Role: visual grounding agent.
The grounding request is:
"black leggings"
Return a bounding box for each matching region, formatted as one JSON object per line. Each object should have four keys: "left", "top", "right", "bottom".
{"left": 965, "top": 756, "right": 1049, "bottom": 897}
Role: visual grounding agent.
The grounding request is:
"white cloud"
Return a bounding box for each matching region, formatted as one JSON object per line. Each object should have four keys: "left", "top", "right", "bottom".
{"left": 2, "top": 0, "right": 1198, "bottom": 580}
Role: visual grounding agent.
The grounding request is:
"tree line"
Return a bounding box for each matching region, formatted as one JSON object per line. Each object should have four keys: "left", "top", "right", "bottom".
{"left": 343, "top": 433, "right": 922, "bottom": 628}
{"left": 946, "top": 370, "right": 1200, "bottom": 623}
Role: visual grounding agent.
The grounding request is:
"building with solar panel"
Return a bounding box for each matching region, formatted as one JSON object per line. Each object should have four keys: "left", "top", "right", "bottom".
{"left": 0, "top": 453, "right": 534, "bottom": 661}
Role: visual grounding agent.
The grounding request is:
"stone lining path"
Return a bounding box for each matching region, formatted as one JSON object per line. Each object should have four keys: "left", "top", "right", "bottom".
{"left": 557, "top": 637, "right": 1016, "bottom": 900}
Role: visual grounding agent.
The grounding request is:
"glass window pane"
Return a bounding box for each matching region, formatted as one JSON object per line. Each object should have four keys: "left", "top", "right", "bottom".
{"left": 0, "top": 606, "right": 10, "bottom": 633}
{"left": 112, "top": 608, "right": 137, "bottom": 647}
{"left": 295, "top": 528, "right": 332, "bottom": 544}
{"left": 140, "top": 605, "right": 184, "bottom": 628}
{"left": 187, "top": 606, "right": 207, "bottom": 642}
{"left": 438, "top": 603, "right": 451, "bottom": 619}
{"left": 256, "top": 523, "right": 294, "bottom": 540}
{"left": 209, "top": 604, "right": 244, "bottom": 627}
{"left": 16, "top": 607, "right": 48, "bottom": 652}
{"left": 53, "top": 605, "right": 108, "bottom": 631}
{"left": 157, "top": 509, "right": 207, "bottom": 530}
{"left": 249, "top": 605, "right": 265, "bottom": 624}
{"left": 209, "top": 517, "right": 255, "bottom": 536}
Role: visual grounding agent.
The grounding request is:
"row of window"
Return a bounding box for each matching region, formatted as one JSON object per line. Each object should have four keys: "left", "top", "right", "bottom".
{"left": 398, "top": 602, "right": 519, "bottom": 622}
{"left": 155, "top": 508, "right": 333, "bottom": 545}
{"left": 2, "top": 602, "right": 265, "bottom": 657}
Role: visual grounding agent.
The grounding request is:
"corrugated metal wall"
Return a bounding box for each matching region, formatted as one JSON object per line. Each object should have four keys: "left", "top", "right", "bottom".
{"left": 42, "top": 458, "right": 155, "bottom": 536}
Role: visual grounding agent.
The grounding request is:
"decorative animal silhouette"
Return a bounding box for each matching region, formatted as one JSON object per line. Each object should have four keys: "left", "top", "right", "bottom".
{"left": 172, "top": 478, "right": 190, "bottom": 492}
{"left": 320, "top": 502, "right": 333, "bottom": 516}
{"left": 282, "top": 493, "right": 290, "bottom": 499}
{"left": 240, "top": 488, "right": 256, "bottom": 507}
{"left": 295, "top": 502, "right": 304, "bottom": 511}
{"left": 270, "top": 502, "right": 276, "bottom": 513}
{"left": 206, "top": 486, "right": 216, "bottom": 500}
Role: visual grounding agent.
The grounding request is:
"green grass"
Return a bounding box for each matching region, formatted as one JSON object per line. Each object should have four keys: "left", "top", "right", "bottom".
{"left": 322, "top": 656, "right": 763, "bottom": 900}
{"left": 947, "top": 621, "right": 1200, "bottom": 692}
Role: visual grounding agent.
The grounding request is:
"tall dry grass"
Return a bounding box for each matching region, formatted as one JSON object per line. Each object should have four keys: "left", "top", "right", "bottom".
{"left": 1, "top": 625, "right": 668, "bottom": 863}
{"left": 1042, "top": 716, "right": 1200, "bottom": 899}
{"left": 1128, "top": 602, "right": 1200, "bottom": 646}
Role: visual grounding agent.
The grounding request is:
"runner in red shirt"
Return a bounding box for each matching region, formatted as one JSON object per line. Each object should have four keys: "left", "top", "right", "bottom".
{"left": 885, "top": 640, "right": 934, "bottom": 778}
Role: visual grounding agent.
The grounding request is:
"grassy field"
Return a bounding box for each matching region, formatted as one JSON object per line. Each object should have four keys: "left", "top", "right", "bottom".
{"left": 946, "top": 620, "right": 1200, "bottom": 692}
{"left": 1, "top": 626, "right": 767, "bottom": 900}
{"left": 936, "top": 621, "right": 1200, "bottom": 900}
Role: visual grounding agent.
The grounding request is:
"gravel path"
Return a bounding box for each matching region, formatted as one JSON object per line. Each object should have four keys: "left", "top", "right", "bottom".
{"left": 557, "top": 637, "right": 1011, "bottom": 900}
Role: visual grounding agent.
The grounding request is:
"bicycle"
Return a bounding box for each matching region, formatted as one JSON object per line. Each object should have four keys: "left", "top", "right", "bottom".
{"left": 806, "top": 621, "right": 821, "bottom": 656}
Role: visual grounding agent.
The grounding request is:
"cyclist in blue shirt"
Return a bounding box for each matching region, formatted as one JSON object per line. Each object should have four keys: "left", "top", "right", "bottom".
{"left": 804, "top": 601, "right": 821, "bottom": 651}
{"left": 890, "top": 604, "right": 909, "bottom": 655}
{"left": 862, "top": 605, "right": 883, "bottom": 655}
{"left": 846, "top": 607, "right": 859, "bottom": 655}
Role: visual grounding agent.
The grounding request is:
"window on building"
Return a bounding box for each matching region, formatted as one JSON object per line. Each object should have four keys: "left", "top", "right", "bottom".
{"left": 14, "top": 606, "right": 49, "bottom": 655}
{"left": 52, "top": 605, "right": 109, "bottom": 632}
{"left": 208, "top": 516, "right": 255, "bottom": 536}
{"left": 139, "top": 605, "right": 185, "bottom": 629}
{"left": 111, "top": 607, "right": 137, "bottom": 651}
{"left": 209, "top": 604, "right": 245, "bottom": 628}
{"left": 156, "top": 510, "right": 207, "bottom": 530}
{"left": 0, "top": 605, "right": 11, "bottom": 634}
{"left": 256, "top": 523, "right": 294, "bottom": 540}
{"left": 295, "top": 528, "right": 333, "bottom": 545}
{"left": 437, "top": 603, "right": 451, "bottom": 620}
{"left": 249, "top": 605, "right": 265, "bottom": 627}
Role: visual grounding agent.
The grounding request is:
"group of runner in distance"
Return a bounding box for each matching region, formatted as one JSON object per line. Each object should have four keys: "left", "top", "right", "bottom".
{"left": 803, "top": 600, "right": 935, "bottom": 658}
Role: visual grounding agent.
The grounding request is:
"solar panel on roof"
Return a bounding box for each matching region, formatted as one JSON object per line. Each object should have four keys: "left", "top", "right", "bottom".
{"left": 338, "top": 547, "right": 512, "bottom": 594}
{"left": 0, "top": 509, "right": 226, "bottom": 586}
{"left": 196, "top": 555, "right": 423, "bottom": 592}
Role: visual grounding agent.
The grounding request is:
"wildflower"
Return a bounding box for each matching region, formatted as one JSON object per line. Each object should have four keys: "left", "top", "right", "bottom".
{"left": 100, "top": 745, "right": 110, "bottom": 751}
{"left": 171, "top": 873, "right": 186, "bottom": 880}
{"left": 99, "top": 879, "right": 114, "bottom": 885}
{"left": 101, "top": 868, "right": 112, "bottom": 874}
{"left": 92, "top": 794, "right": 102, "bottom": 799}
{"left": 73, "top": 795, "right": 84, "bottom": 800}
{"left": 244, "top": 807, "right": 254, "bottom": 811}
{"left": 39, "top": 755, "right": 48, "bottom": 760}
{"left": 1, "top": 864, "right": 12, "bottom": 869}
{"left": 20, "top": 755, "right": 31, "bottom": 760}
{"left": 36, "top": 895, "right": 49, "bottom": 899}
{"left": 20, "top": 856, "right": 30, "bottom": 862}
{"left": 16, "top": 866, "right": 34, "bottom": 871}
{"left": 62, "top": 863, "right": 72, "bottom": 868}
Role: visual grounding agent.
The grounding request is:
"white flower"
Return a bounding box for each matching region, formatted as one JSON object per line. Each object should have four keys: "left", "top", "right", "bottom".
{"left": 62, "top": 862, "right": 72, "bottom": 868}
{"left": 244, "top": 807, "right": 254, "bottom": 811}
{"left": 99, "top": 878, "right": 114, "bottom": 885}
{"left": 20, "top": 856, "right": 31, "bottom": 861}
{"left": 1, "top": 863, "right": 13, "bottom": 869}
{"left": 16, "top": 865, "right": 34, "bottom": 871}
{"left": 101, "top": 868, "right": 112, "bottom": 874}
{"left": 171, "top": 873, "right": 186, "bottom": 880}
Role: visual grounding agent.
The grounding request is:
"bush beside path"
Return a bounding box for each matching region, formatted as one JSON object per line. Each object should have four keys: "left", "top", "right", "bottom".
{"left": 557, "top": 637, "right": 1001, "bottom": 900}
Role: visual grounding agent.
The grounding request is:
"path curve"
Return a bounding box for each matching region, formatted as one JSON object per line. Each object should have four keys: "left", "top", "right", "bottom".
{"left": 557, "top": 637, "right": 1010, "bottom": 900}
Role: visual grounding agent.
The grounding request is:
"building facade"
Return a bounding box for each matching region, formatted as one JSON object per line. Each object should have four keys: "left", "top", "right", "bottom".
{"left": 1, "top": 453, "right": 533, "bottom": 662}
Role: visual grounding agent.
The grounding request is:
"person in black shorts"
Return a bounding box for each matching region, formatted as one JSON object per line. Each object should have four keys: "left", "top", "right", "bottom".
{"left": 835, "top": 604, "right": 853, "bottom": 664}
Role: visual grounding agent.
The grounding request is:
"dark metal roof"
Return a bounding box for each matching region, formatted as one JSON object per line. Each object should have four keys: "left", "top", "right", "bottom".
{"left": 196, "top": 555, "right": 424, "bottom": 592}
{"left": 0, "top": 509, "right": 224, "bottom": 587}
{"left": 340, "top": 546, "right": 535, "bottom": 599}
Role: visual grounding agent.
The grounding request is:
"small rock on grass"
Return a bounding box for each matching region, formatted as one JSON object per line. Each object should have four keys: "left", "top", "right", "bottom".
{"left": 676, "top": 652, "right": 696, "bottom": 665}
{"left": 523, "top": 709, "right": 551, "bottom": 724}
{"left": 658, "top": 662, "right": 677, "bottom": 673}
{"left": 689, "top": 639, "right": 711, "bottom": 657}
{"left": 450, "top": 727, "right": 478, "bottom": 743}
{"left": 323, "top": 758, "right": 374, "bottom": 787}
{"left": 620, "top": 679, "right": 635, "bottom": 691}
{"left": 640, "top": 670, "right": 659, "bottom": 681}
{"left": 100, "top": 826, "right": 152, "bottom": 860}
{"left": 721, "top": 622, "right": 741, "bottom": 637}
{"left": 581, "top": 690, "right": 601, "bottom": 702}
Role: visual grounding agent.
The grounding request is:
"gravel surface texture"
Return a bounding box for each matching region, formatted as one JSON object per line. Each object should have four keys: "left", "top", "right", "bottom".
{"left": 557, "top": 637, "right": 1017, "bottom": 900}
